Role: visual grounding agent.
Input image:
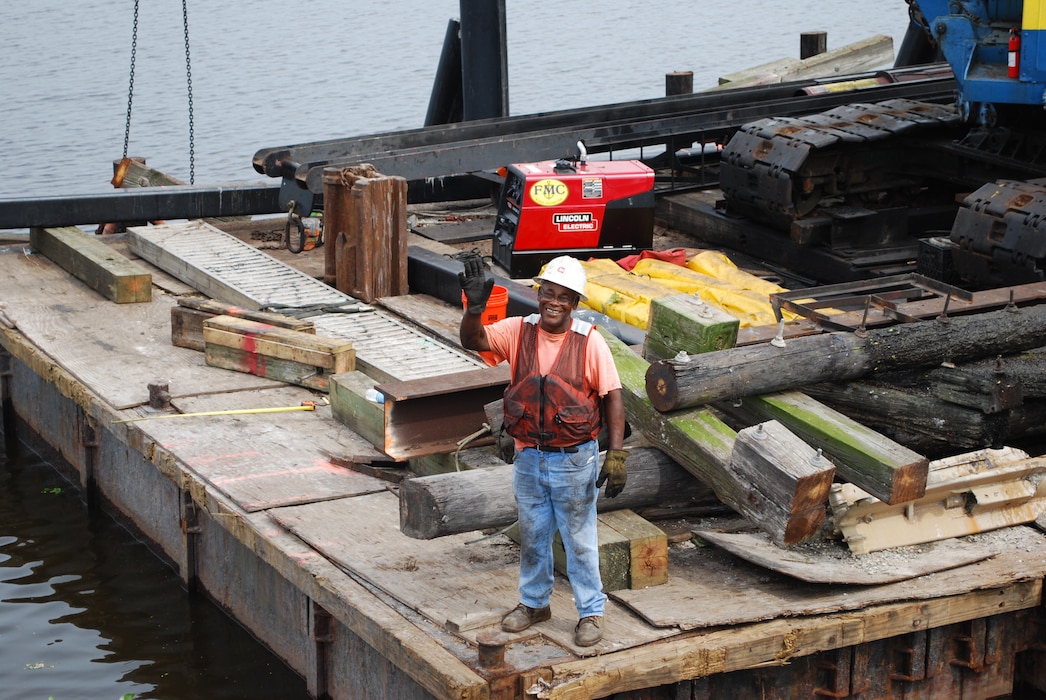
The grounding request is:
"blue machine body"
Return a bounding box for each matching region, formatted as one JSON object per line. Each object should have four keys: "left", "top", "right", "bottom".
{"left": 914, "top": 0, "right": 1046, "bottom": 122}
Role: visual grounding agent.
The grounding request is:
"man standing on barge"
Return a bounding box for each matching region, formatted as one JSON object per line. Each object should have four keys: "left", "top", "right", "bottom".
{"left": 459, "top": 254, "right": 627, "bottom": 647}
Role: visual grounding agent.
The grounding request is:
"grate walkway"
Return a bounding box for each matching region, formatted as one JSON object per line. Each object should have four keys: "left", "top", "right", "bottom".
{"left": 128, "top": 221, "right": 483, "bottom": 382}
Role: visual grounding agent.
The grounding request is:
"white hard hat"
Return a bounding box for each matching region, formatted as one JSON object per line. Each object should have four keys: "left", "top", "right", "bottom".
{"left": 534, "top": 255, "right": 587, "bottom": 301}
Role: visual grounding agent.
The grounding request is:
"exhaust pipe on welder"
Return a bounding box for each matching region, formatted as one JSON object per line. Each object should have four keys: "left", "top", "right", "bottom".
{"left": 577, "top": 139, "right": 587, "bottom": 165}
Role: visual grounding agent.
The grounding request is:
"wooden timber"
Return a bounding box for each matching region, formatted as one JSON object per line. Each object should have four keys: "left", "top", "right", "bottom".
{"left": 805, "top": 379, "right": 1046, "bottom": 456}
{"left": 643, "top": 284, "right": 929, "bottom": 505}
{"left": 397, "top": 446, "right": 716, "bottom": 538}
{"left": 724, "top": 391, "right": 928, "bottom": 505}
{"left": 643, "top": 292, "right": 738, "bottom": 361}
{"left": 172, "top": 297, "right": 315, "bottom": 351}
{"left": 203, "top": 314, "right": 354, "bottom": 392}
{"left": 507, "top": 509, "right": 668, "bottom": 591}
{"left": 323, "top": 166, "right": 409, "bottom": 302}
{"left": 599, "top": 327, "right": 832, "bottom": 545}
{"left": 30, "top": 226, "right": 151, "bottom": 303}
{"left": 646, "top": 303, "right": 1046, "bottom": 412}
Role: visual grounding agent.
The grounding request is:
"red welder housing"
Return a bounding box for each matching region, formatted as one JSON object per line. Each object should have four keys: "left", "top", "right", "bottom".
{"left": 491, "top": 159, "right": 655, "bottom": 277}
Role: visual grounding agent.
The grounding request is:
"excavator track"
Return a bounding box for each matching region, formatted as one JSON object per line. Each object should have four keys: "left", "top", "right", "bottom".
{"left": 950, "top": 179, "right": 1046, "bottom": 287}
{"left": 719, "top": 98, "right": 964, "bottom": 237}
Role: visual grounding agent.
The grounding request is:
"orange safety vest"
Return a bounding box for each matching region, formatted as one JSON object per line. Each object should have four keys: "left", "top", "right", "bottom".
{"left": 502, "top": 315, "right": 602, "bottom": 447}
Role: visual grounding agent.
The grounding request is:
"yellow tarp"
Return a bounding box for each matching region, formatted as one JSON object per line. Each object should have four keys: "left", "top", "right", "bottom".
{"left": 577, "top": 253, "right": 790, "bottom": 329}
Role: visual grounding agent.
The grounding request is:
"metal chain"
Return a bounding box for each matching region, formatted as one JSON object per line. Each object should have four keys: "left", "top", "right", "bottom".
{"left": 182, "top": 0, "right": 195, "bottom": 184}
{"left": 122, "top": 0, "right": 140, "bottom": 159}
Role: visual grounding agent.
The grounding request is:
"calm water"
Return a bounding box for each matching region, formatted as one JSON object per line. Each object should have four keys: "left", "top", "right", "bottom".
{"left": 0, "top": 2, "right": 913, "bottom": 698}
{"left": 0, "top": 441, "right": 311, "bottom": 700}
{"left": 2, "top": 1, "right": 912, "bottom": 198}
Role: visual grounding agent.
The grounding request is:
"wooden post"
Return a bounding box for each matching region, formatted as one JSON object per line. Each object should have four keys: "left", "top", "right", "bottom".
{"left": 322, "top": 165, "right": 409, "bottom": 302}
{"left": 665, "top": 71, "right": 693, "bottom": 96}
{"left": 646, "top": 304, "right": 1046, "bottom": 412}
{"left": 398, "top": 446, "right": 714, "bottom": 539}
{"left": 800, "top": 31, "right": 828, "bottom": 59}
{"left": 731, "top": 421, "right": 834, "bottom": 546}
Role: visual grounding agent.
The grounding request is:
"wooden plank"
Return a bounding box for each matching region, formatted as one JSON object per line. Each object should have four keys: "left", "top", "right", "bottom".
{"left": 731, "top": 390, "right": 928, "bottom": 505}
{"left": 203, "top": 315, "right": 354, "bottom": 371}
{"left": 598, "top": 509, "right": 668, "bottom": 589}
{"left": 830, "top": 448, "right": 1046, "bottom": 554}
{"left": 136, "top": 385, "right": 388, "bottom": 511}
{"left": 180, "top": 296, "right": 315, "bottom": 332}
{"left": 554, "top": 576, "right": 1043, "bottom": 698}
{"left": 30, "top": 226, "right": 151, "bottom": 303}
{"left": 269, "top": 492, "right": 676, "bottom": 654}
{"left": 204, "top": 343, "right": 346, "bottom": 393}
{"left": 714, "top": 35, "right": 894, "bottom": 89}
{"left": 172, "top": 301, "right": 315, "bottom": 352}
{"left": 643, "top": 293, "right": 738, "bottom": 361}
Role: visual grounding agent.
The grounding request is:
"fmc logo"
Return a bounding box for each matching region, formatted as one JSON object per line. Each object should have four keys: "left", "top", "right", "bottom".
{"left": 529, "top": 179, "right": 569, "bottom": 206}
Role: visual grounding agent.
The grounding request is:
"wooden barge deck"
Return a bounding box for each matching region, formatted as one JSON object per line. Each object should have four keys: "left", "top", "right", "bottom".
{"left": 2, "top": 212, "right": 1046, "bottom": 699}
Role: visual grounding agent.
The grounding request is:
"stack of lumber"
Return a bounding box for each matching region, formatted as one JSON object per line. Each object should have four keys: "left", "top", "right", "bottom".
{"left": 628, "top": 287, "right": 1046, "bottom": 555}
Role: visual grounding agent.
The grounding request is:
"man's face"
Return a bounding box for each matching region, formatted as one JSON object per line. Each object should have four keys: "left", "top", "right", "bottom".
{"left": 537, "top": 282, "right": 578, "bottom": 333}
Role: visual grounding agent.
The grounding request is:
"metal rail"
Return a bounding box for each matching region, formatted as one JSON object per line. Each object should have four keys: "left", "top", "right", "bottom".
{"left": 263, "top": 69, "right": 959, "bottom": 194}
{"left": 0, "top": 66, "right": 957, "bottom": 230}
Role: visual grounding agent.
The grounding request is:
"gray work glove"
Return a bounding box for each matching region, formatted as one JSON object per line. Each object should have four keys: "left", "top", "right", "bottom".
{"left": 597, "top": 449, "right": 628, "bottom": 498}
{"left": 458, "top": 253, "right": 494, "bottom": 315}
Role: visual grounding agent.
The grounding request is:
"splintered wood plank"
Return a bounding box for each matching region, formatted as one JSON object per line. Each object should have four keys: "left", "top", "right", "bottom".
{"left": 269, "top": 493, "right": 675, "bottom": 654}
{"left": 31, "top": 226, "right": 152, "bottom": 303}
{"left": 830, "top": 448, "right": 1046, "bottom": 554}
{"left": 610, "top": 525, "right": 1046, "bottom": 631}
{"left": 694, "top": 529, "right": 995, "bottom": 584}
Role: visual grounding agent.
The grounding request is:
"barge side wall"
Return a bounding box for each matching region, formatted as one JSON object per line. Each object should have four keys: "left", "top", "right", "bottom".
{"left": 0, "top": 333, "right": 459, "bottom": 700}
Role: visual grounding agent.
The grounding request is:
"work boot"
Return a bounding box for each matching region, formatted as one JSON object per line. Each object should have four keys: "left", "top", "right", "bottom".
{"left": 501, "top": 603, "right": 551, "bottom": 632}
{"left": 574, "top": 616, "right": 603, "bottom": 647}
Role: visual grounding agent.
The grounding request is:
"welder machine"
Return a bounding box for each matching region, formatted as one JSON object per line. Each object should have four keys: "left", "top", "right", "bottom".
{"left": 491, "top": 151, "right": 655, "bottom": 278}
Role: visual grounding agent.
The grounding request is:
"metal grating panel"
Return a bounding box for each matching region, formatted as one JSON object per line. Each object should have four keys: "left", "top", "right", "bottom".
{"left": 312, "top": 312, "right": 483, "bottom": 381}
{"left": 128, "top": 220, "right": 351, "bottom": 309}
{"left": 128, "top": 221, "right": 483, "bottom": 381}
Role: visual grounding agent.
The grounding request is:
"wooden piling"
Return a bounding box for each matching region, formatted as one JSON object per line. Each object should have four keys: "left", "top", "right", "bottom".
{"left": 800, "top": 31, "right": 828, "bottom": 59}
{"left": 322, "top": 165, "right": 409, "bottom": 302}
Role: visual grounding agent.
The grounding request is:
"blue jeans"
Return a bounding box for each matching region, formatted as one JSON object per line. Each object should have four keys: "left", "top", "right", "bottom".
{"left": 512, "top": 440, "right": 606, "bottom": 619}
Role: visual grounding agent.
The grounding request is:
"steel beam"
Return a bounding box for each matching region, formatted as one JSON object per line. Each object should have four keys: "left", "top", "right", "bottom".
{"left": 0, "top": 184, "right": 282, "bottom": 230}
{"left": 376, "top": 367, "right": 509, "bottom": 461}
